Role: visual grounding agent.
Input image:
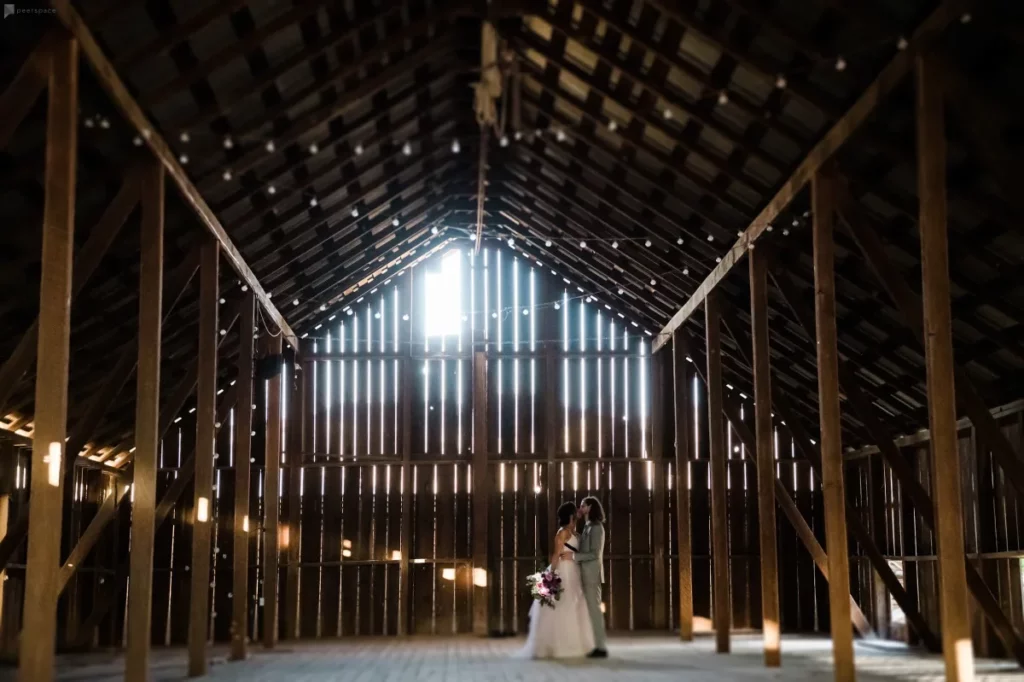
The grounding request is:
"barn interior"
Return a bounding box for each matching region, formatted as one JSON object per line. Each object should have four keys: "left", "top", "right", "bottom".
{"left": 0, "top": 0, "right": 1022, "bottom": 680}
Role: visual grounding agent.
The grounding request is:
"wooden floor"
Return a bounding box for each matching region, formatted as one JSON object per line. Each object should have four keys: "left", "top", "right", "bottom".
{"left": 18, "top": 635, "right": 1020, "bottom": 681}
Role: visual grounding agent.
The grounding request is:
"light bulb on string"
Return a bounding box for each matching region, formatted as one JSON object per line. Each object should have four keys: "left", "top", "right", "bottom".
{"left": 392, "top": 217, "right": 400, "bottom": 227}
{"left": 499, "top": 135, "right": 509, "bottom": 147}
{"left": 612, "top": 241, "right": 619, "bottom": 249}
{"left": 579, "top": 241, "right": 586, "bottom": 249}
{"left": 775, "top": 75, "right": 787, "bottom": 89}
{"left": 293, "top": 299, "right": 299, "bottom": 306}
{"left": 717, "top": 91, "right": 729, "bottom": 105}
{"left": 607, "top": 120, "right": 617, "bottom": 132}
{"left": 354, "top": 143, "right": 364, "bottom": 155}
{"left": 645, "top": 240, "right": 652, "bottom": 247}
{"left": 179, "top": 154, "right": 189, "bottom": 165}
{"left": 835, "top": 56, "right": 847, "bottom": 72}
{"left": 402, "top": 141, "right": 412, "bottom": 156}
{"left": 100, "top": 118, "right": 110, "bottom": 129}
{"left": 351, "top": 208, "right": 359, "bottom": 218}
{"left": 507, "top": 238, "right": 515, "bottom": 247}
{"left": 663, "top": 108, "right": 673, "bottom": 120}
{"left": 451, "top": 139, "right": 460, "bottom": 154}
{"left": 676, "top": 237, "right": 683, "bottom": 245}
{"left": 179, "top": 131, "right": 190, "bottom": 143}
{"left": 223, "top": 136, "right": 234, "bottom": 149}
{"left": 431, "top": 226, "right": 439, "bottom": 235}
{"left": 268, "top": 185, "right": 277, "bottom": 195}
{"left": 222, "top": 169, "right": 233, "bottom": 181}
{"left": 897, "top": 37, "right": 908, "bottom": 50}
{"left": 545, "top": 240, "right": 552, "bottom": 247}
{"left": 556, "top": 129, "right": 566, "bottom": 142}
{"left": 133, "top": 136, "right": 143, "bottom": 146}
{"left": 308, "top": 142, "right": 319, "bottom": 155}
{"left": 265, "top": 140, "right": 276, "bottom": 153}
{"left": 309, "top": 197, "right": 318, "bottom": 208}
{"left": 650, "top": 279, "right": 656, "bottom": 286}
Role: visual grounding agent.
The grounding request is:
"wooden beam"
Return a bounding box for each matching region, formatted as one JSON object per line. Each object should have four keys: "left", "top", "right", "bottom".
{"left": 749, "top": 249, "right": 780, "bottom": 667}
{"left": 188, "top": 240, "right": 219, "bottom": 678}
{"left": 0, "top": 34, "right": 50, "bottom": 150}
{"left": 57, "top": 479, "right": 130, "bottom": 593}
{"left": 125, "top": 160, "right": 164, "bottom": 680}
{"left": 671, "top": 333, "right": 694, "bottom": 640}
{"left": 471, "top": 350, "right": 489, "bottom": 634}
{"left": 770, "top": 268, "right": 1024, "bottom": 664}
{"left": 18, "top": 34, "right": 77, "bottom": 682}
{"left": 705, "top": 292, "right": 730, "bottom": 653}
{"left": 811, "top": 161, "right": 855, "bottom": 681}
{"left": 282, "top": 359, "right": 304, "bottom": 639}
{"left": 0, "top": 174, "right": 138, "bottom": 415}
{"left": 70, "top": 387, "right": 237, "bottom": 649}
{"left": 916, "top": 53, "right": 974, "bottom": 682}
{"left": 262, "top": 334, "right": 283, "bottom": 649}
{"left": 650, "top": 352, "right": 668, "bottom": 630}
{"left": 652, "top": 0, "right": 972, "bottom": 353}
{"left": 231, "top": 292, "right": 256, "bottom": 660}
{"left": 838, "top": 192, "right": 1024, "bottom": 500}
{"left": 675, "top": 328, "right": 875, "bottom": 639}
{"left": 50, "top": 0, "right": 298, "bottom": 350}
{"left": 474, "top": 127, "right": 488, "bottom": 253}
{"left": 397, "top": 272, "right": 414, "bottom": 636}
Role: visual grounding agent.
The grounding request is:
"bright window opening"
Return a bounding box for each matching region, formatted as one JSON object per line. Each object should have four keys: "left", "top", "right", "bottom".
{"left": 424, "top": 250, "right": 462, "bottom": 336}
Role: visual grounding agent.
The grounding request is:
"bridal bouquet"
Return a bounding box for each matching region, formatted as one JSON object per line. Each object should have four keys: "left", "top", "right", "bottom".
{"left": 526, "top": 568, "right": 563, "bottom": 608}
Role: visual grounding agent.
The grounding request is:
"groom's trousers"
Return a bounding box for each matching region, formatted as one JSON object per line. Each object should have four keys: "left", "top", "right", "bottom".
{"left": 583, "top": 582, "right": 607, "bottom": 650}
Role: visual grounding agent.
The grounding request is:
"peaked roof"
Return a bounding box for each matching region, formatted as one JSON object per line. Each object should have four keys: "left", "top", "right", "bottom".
{"left": 0, "top": 0, "right": 1021, "bottom": 467}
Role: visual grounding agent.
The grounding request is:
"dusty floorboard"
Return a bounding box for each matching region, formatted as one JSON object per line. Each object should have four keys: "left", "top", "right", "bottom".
{"left": 13, "top": 635, "right": 1022, "bottom": 681}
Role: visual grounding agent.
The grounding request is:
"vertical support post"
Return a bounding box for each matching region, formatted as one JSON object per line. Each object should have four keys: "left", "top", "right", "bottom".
{"left": 187, "top": 240, "right": 219, "bottom": 678}
{"left": 650, "top": 352, "right": 668, "bottom": 629}
{"left": 0, "top": 442, "right": 15, "bottom": 653}
{"left": 916, "top": 53, "right": 973, "bottom": 682}
{"left": 262, "top": 335, "right": 283, "bottom": 648}
{"left": 18, "top": 34, "right": 78, "bottom": 682}
{"left": 671, "top": 333, "right": 693, "bottom": 640}
{"left": 230, "top": 292, "right": 255, "bottom": 660}
{"left": 750, "top": 249, "right": 780, "bottom": 666}
{"left": 471, "top": 350, "right": 489, "bottom": 635}
{"left": 283, "top": 358, "right": 303, "bottom": 639}
{"left": 811, "top": 160, "right": 855, "bottom": 682}
{"left": 705, "top": 292, "right": 731, "bottom": 653}
{"left": 397, "top": 272, "right": 414, "bottom": 636}
{"left": 125, "top": 160, "right": 165, "bottom": 680}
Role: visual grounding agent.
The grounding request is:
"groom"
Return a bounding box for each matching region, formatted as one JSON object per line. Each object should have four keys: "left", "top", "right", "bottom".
{"left": 565, "top": 496, "right": 607, "bottom": 658}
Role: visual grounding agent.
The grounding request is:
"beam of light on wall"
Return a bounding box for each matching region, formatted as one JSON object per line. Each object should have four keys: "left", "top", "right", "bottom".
{"left": 197, "top": 496, "right": 210, "bottom": 523}
{"left": 424, "top": 250, "right": 462, "bottom": 337}
{"left": 242, "top": 515, "right": 250, "bottom": 532}
{"left": 442, "top": 567, "right": 456, "bottom": 581}
{"left": 392, "top": 550, "right": 402, "bottom": 561}
{"left": 46, "top": 442, "right": 61, "bottom": 487}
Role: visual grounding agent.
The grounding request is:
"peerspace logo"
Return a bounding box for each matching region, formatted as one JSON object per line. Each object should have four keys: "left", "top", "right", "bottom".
{"left": 5, "top": 5, "right": 56, "bottom": 19}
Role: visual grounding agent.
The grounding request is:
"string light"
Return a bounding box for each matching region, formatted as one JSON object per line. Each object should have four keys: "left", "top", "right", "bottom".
{"left": 133, "top": 136, "right": 143, "bottom": 146}
{"left": 431, "top": 226, "right": 439, "bottom": 235}
{"left": 835, "top": 56, "right": 847, "bottom": 72}
{"left": 268, "top": 185, "right": 277, "bottom": 195}
{"left": 392, "top": 217, "right": 400, "bottom": 226}
{"left": 99, "top": 118, "right": 110, "bottom": 129}
{"left": 717, "top": 91, "right": 729, "bottom": 105}
{"left": 265, "top": 140, "right": 276, "bottom": 153}
{"left": 179, "top": 131, "right": 190, "bottom": 143}
{"left": 351, "top": 208, "right": 359, "bottom": 218}
{"left": 84, "top": 117, "right": 94, "bottom": 128}
{"left": 897, "top": 37, "right": 908, "bottom": 50}
{"left": 607, "top": 120, "right": 617, "bottom": 132}
{"left": 775, "top": 75, "right": 787, "bottom": 89}
{"left": 451, "top": 139, "right": 461, "bottom": 154}
{"left": 663, "top": 109, "right": 673, "bottom": 120}
{"left": 644, "top": 239, "right": 652, "bottom": 247}
{"left": 612, "top": 241, "right": 618, "bottom": 249}
{"left": 960, "top": 12, "right": 971, "bottom": 23}
{"left": 309, "top": 142, "right": 319, "bottom": 155}
{"left": 402, "top": 141, "right": 412, "bottom": 156}
{"left": 650, "top": 279, "right": 656, "bottom": 286}
{"left": 676, "top": 237, "right": 683, "bottom": 245}
{"left": 293, "top": 299, "right": 299, "bottom": 306}
{"left": 179, "top": 154, "right": 189, "bottom": 165}
{"left": 579, "top": 241, "right": 586, "bottom": 249}
{"left": 545, "top": 240, "right": 552, "bottom": 247}
{"left": 223, "top": 136, "right": 234, "bottom": 149}
{"left": 354, "top": 143, "right": 364, "bottom": 155}
{"left": 309, "top": 197, "right": 318, "bottom": 207}
{"left": 222, "top": 169, "right": 233, "bottom": 181}
{"left": 707, "top": 235, "right": 714, "bottom": 242}
{"left": 500, "top": 135, "right": 509, "bottom": 147}
{"left": 556, "top": 129, "right": 566, "bottom": 142}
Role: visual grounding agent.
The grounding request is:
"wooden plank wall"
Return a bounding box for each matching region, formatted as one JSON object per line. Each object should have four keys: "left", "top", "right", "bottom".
{"left": 0, "top": 249, "right": 1022, "bottom": 652}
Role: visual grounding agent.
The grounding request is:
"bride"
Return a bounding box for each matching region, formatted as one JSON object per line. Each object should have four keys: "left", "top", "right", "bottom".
{"left": 515, "top": 501, "right": 595, "bottom": 659}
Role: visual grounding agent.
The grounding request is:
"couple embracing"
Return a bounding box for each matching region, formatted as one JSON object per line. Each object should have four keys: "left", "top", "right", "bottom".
{"left": 516, "top": 496, "right": 609, "bottom": 660}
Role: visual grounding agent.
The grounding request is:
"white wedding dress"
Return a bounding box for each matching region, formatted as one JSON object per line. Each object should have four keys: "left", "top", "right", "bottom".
{"left": 514, "top": 532, "right": 595, "bottom": 659}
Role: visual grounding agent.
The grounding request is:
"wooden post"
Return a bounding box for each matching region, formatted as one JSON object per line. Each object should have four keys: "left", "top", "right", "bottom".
{"left": 0, "top": 442, "right": 15, "bottom": 653}
{"left": 750, "top": 248, "right": 780, "bottom": 667}
{"left": 811, "top": 161, "right": 855, "bottom": 682}
{"left": 397, "top": 270, "right": 413, "bottom": 636}
{"left": 651, "top": 351, "right": 668, "bottom": 630}
{"left": 125, "top": 161, "right": 165, "bottom": 681}
{"left": 705, "top": 292, "right": 730, "bottom": 653}
{"left": 262, "top": 334, "right": 283, "bottom": 648}
{"left": 471, "top": 350, "right": 489, "bottom": 635}
{"left": 916, "top": 53, "right": 973, "bottom": 682}
{"left": 230, "top": 292, "right": 256, "bottom": 660}
{"left": 282, "top": 359, "right": 303, "bottom": 639}
{"left": 671, "top": 332, "right": 693, "bottom": 640}
{"left": 18, "top": 34, "right": 77, "bottom": 682}
{"left": 187, "top": 240, "right": 219, "bottom": 678}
